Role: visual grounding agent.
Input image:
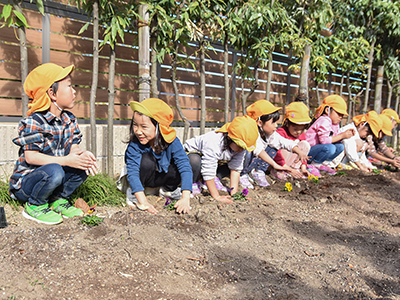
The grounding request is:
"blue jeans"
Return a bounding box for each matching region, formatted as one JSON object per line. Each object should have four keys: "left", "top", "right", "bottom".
{"left": 308, "top": 143, "right": 344, "bottom": 164}
{"left": 241, "top": 146, "right": 277, "bottom": 175}
{"left": 12, "top": 163, "right": 88, "bottom": 206}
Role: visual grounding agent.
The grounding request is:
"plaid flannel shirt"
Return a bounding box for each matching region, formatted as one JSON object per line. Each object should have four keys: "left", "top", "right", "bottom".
{"left": 9, "top": 110, "right": 82, "bottom": 192}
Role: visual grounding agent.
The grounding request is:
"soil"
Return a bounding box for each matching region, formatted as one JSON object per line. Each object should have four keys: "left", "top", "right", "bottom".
{"left": 1, "top": 169, "right": 400, "bottom": 300}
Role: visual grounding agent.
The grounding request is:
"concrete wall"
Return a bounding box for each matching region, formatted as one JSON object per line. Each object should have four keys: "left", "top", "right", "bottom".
{"left": 0, "top": 124, "right": 214, "bottom": 182}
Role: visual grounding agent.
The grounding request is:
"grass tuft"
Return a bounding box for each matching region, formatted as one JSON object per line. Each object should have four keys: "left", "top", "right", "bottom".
{"left": 0, "top": 180, "right": 21, "bottom": 209}
{"left": 70, "top": 173, "right": 125, "bottom": 207}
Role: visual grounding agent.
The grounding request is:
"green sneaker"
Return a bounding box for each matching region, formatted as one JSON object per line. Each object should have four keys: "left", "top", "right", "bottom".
{"left": 22, "top": 203, "right": 63, "bottom": 225}
{"left": 50, "top": 199, "right": 83, "bottom": 218}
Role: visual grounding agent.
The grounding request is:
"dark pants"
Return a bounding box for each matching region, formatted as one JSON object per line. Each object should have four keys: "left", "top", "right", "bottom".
{"left": 140, "top": 153, "right": 181, "bottom": 191}
{"left": 241, "top": 146, "right": 277, "bottom": 175}
{"left": 12, "top": 163, "right": 88, "bottom": 206}
{"left": 188, "top": 153, "right": 230, "bottom": 182}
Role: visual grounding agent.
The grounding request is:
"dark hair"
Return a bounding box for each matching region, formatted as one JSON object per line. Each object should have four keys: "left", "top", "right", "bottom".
{"left": 309, "top": 106, "right": 329, "bottom": 128}
{"left": 358, "top": 122, "right": 373, "bottom": 136}
{"left": 128, "top": 111, "right": 170, "bottom": 154}
{"left": 221, "top": 132, "right": 234, "bottom": 152}
{"left": 283, "top": 119, "right": 310, "bottom": 130}
{"left": 50, "top": 81, "right": 59, "bottom": 94}
{"left": 258, "top": 111, "right": 280, "bottom": 139}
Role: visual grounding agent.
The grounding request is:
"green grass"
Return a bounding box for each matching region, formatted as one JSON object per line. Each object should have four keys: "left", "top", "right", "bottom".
{"left": 1, "top": 173, "right": 125, "bottom": 209}
{"left": 0, "top": 181, "right": 21, "bottom": 209}
{"left": 80, "top": 215, "right": 104, "bottom": 227}
{"left": 70, "top": 173, "right": 126, "bottom": 207}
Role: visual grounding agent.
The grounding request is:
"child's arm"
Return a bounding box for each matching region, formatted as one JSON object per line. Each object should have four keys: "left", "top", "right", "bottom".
{"left": 370, "top": 151, "right": 400, "bottom": 168}
{"left": 291, "top": 145, "right": 309, "bottom": 164}
{"left": 134, "top": 191, "right": 158, "bottom": 214}
{"left": 229, "top": 170, "right": 240, "bottom": 195}
{"left": 300, "top": 163, "right": 310, "bottom": 177}
{"left": 258, "top": 150, "right": 292, "bottom": 172}
{"left": 331, "top": 129, "right": 355, "bottom": 143}
{"left": 204, "top": 179, "right": 232, "bottom": 204}
{"left": 25, "top": 149, "right": 97, "bottom": 174}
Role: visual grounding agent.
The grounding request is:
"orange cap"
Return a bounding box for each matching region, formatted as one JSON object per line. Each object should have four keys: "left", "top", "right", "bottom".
{"left": 315, "top": 95, "right": 348, "bottom": 119}
{"left": 379, "top": 114, "right": 393, "bottom": 136}
{"left": 381, "top": 108, "right": 400, "bottom": 124}
{"left": 353, "top": 111, "right": 382, "bottom": 138}
{"left": 284, "top": 102, "right": 311, "bottom": 124}
{"left": 246, "top": 100, "right": 281, "bottom": 120}
{"left": 130, "top": 98, "right": 176, "bottom": 143}
{"left": 24, "top": 63, "right": 75, "bottom": 116}
{"left": 216, "top": 115, "right": 258, "bottom": 151}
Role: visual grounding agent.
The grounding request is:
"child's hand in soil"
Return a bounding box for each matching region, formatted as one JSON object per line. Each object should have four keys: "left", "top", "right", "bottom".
{"left": 287, "top": 168, "right": 303, "bottom": 179}
{"left": 214, "top": 195, "right": 233, "bottom": 204}
{"left": 174, "top": 191, "right": 191, "bottom": 214}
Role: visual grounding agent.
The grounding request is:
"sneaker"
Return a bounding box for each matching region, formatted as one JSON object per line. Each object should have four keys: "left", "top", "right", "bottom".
{"left": 239, "top": 174, "right": 254, "bottom": 189}
{"left": 307, "top": 165, "right": 321, "bottom": 177}
{"left": 317, "top": 164, "right": 336, "bottom": 175}
{"left": 50, "top": 199, "right": 84, "bottom": 218}
{"left": 270, "top": 168, "right": 288, "bottom": 180}
{"left": 214, "top": 177, "right": 228, "bottom": 192}
{"left": 192, "top": 182, "right": 202, "bottom": 196}
{"left": 159, "top": 187, "right": 182, "bottom": 200}
{"left": 250, "top": 169, "right": 270, "bottom": 187}
{"left": 22, "top": 203, "right": 63, "bottom": 225}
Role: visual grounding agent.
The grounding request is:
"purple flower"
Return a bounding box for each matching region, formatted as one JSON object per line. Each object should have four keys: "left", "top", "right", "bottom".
{"left": 242, "top": 188, "right": 248, "bottom": 196}
{"left": 164, "top": 197, "right": 171, "bottom": 206}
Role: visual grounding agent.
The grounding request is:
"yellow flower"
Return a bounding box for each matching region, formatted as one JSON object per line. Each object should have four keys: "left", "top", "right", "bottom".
{"left": 284, "top": 182, "right": 292, "bottom": 192}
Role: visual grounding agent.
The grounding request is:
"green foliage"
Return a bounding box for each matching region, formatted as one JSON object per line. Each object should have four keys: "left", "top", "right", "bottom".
{"left": 80, "top": 215, "right": 103, "bottom": 227}
{"left": 335, "top": 171, "right": 348, "bottom": 176}
{"left": 372, "top": 169, "right": 382, "bottom": 174}
{"left": 0, "top": 180, "right": 20, "bottom": 209}
{"left": 70, "top": 173, "right": 125, "bottom": 207}
{"left": 164, "top": 198, "right": 177, "bottom": 210}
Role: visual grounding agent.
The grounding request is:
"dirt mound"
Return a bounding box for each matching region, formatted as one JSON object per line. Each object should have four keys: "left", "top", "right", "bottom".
{"left": 1, "top": 169, "right": 400, "bottom": 299}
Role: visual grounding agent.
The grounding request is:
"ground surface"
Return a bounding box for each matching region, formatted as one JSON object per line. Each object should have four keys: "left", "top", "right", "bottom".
{"left": 1, "top": 169, "right": 400, "bottom": 300}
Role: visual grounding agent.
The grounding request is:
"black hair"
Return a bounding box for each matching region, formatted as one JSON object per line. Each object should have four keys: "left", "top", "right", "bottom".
{"left": 283, "top": 119, "right": 310, "bottom": 130}
{"left": 358, "top": 122, "right": 373, "bottom": 136}
{"left": 50, "top": 81, "right": 59, "bottom": 94}
{"left": 128, "top": 111, "right": 170, "bottom": 154}
{"left": 258, "top": 110, "right": 280, "bottom": 139}
{"left": 309, "top": 105, "right": 329, "bottom": 128}
{"left": 221, "top": 132, "right": 234, "bottom": 152}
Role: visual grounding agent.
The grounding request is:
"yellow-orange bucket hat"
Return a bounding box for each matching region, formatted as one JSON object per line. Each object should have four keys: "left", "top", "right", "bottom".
{"left": 284, "top": 102, "right": 311, "bottom": 124}
{"left": 353, "top": 111, "right": 383, "bottom": 138}
{"left": 24, "top": 63, "right": 74, "bottom": 116}
{"left": 381, "top": 108, "right": 400, "bottom": 124}
{"left": 379, "top": 114, "right": 393, "bottom": 136}
{"left": 246, "top": 100, "right": 281, "bottom": 120}
{"left": 130, "top": 98, "right": 176, "bottom": 143}
{"left": 216, "top": 115, "right": 258, "bottom": 151}
{"left": 315, "top": 95, "right": 348, "bottom": 118}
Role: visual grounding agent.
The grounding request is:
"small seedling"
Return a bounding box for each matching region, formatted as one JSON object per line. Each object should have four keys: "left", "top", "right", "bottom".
{"left": 335, "top": 170, "right": 347, "bottom": 176}
{"left": 372, "top": 169, "right": 381, "bottom": 174}
{"left": 80, "top": 215, "right": 103, "bottom": 227}
{"left": 164, "top": 198, "right": 177, "bottom": 210}
{"left": 232, "top": 188, "right": 249, "bottom": 201}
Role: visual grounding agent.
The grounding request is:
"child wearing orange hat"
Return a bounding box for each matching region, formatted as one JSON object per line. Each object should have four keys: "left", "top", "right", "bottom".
{"left": 340, "top": 111, "right": 383, "bottom": 172}
{"left": 271, "top": 101, "right": 312, "bottom": 179}
{"left": 124, "top": 98, "right": 193, "bottom": 214}
{"left": 305, "top": 95, "right": 355, "bottom": 175}
{"left": 363, "top": 113, "right": 400, "bottom": 168}
{"left": 239, "top": 100, "right": 309, "bottom": 188}
{"left": 9, "top": 63, "right": 98, "bottom": 225}
{"left": 184, "top": 115, "right": 258, "bottom": 203}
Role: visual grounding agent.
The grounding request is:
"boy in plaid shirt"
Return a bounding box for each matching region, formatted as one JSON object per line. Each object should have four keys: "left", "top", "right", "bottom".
{"left": 9, "top": 63, "right": 98, "bottom": 225}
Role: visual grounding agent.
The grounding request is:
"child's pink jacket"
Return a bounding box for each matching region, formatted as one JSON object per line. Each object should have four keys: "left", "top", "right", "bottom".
{"left": 305, "top": 115, "right": 340, "bottom": 147}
